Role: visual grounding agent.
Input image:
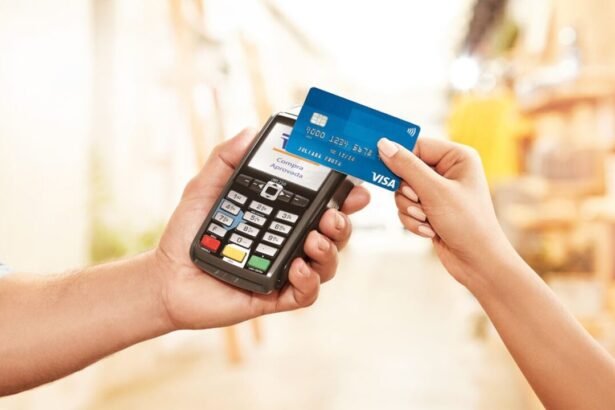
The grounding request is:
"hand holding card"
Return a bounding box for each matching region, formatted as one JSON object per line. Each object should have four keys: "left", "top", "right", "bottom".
{"left": 286, "top": 87, "right": 421, "bottom": 191}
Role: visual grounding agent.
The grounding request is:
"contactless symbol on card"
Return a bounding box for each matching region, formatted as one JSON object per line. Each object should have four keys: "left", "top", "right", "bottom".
{"left": 285, "top": 87, "right": 420, "bottom": 191}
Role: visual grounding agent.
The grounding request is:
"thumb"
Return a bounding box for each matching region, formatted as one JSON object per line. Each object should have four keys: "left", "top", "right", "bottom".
{"left": 200, "top": 127, "right": 256, "bottom": 179}
{"left": 182, "top": 128, "right": 256, "bottom": 200}
{"left": 377, "top": 138, "right": 441, "bottom": 194}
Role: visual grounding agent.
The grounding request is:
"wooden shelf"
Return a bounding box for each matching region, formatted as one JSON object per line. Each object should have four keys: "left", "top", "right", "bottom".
{"left": 520, "top": 67, "right": 615, "bottom": 115}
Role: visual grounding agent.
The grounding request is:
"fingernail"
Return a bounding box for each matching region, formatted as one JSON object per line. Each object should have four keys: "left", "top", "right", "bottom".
{"left": 401, "top": 186, "right": 418, "bottom": 202}
{"left": 317, "top": 235, "right": 330, "bottom": 251}
{"left": 377, "top": 138, "right": 399, "bottom": 157}
{"left": 417, "top": 225, "right": 435, "bottom": 238}
{"left": 407, "top": 206, "right": 427, "bottom": 222}
{"left": 335, "top": 212, "right": 345, "bottom": 230}
{"left": 298, "top": 259, "right": 311, "bottom": 277}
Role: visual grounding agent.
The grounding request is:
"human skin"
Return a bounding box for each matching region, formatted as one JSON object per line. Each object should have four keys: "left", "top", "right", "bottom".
{"left": 0, "top": 128, "right": 370, "bottom": 396}
{"left": 378, "top": 137, "right": 615, "bottom": 410}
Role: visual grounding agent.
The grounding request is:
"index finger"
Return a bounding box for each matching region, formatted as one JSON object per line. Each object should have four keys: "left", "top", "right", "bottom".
{"left": 413, "top": 138, "right": 467, "bottom": 176}
{"left": 340, "top": 185, "right": 370, "bottom": 215}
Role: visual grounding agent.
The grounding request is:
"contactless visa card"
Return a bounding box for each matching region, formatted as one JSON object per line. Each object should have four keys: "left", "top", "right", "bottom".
{"left": 286, "top": 87, "right": 420, "bottom": 191}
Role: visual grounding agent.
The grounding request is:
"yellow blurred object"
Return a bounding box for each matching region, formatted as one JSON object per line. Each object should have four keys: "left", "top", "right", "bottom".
{"left": 448, "top": 90, "right": 533, "bottom": 184}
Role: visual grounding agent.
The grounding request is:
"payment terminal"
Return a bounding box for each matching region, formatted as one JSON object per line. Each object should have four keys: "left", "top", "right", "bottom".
{"left": 190, "top": 110, "right": 355, "bottom": 294}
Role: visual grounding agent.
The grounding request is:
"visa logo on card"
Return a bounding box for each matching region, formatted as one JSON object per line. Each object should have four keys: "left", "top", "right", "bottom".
{"left": 286, "top": 87, "right": 420, "bottom": 191}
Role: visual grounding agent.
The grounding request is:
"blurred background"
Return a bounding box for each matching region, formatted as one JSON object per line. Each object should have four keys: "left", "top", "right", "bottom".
{"left": 1, "top": 0, "right": 615, "bottom": 408}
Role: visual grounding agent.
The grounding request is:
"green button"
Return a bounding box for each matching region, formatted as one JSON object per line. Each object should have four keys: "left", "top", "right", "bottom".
{"left": 248, "top": 255, "right": 270, "bottom": 272}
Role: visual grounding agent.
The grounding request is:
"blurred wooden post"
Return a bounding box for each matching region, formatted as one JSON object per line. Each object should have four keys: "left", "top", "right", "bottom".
{"left": 240, "top": 34, "right": 273, "bottom": 124}
{"left": 251, "top": 317, "right": 262, "bottom": 344}
{"left": 168, "top": 0, "right": 263, "bottom": 364}
{"left": 168, "top": 0, "right": 208, "bottom": 166}
{"left": 223, "top": 326, "right": 241, "bottom": 364}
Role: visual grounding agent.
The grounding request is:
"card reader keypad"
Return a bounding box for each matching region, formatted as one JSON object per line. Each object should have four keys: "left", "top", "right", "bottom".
{"left": 249, "top": 200, "right": 273, "bottom": 215}
{"left": 227, "top": 190, "right": 247, "bottom": 205}
{"left": 207, "top": 223, "right": 227, "bottom": 238}
{"left": 229, "top": 233, "right": 253, "bottom": 248}
{"left": 221, "top": 200, "right": 240, "bottom": 215}
{"left": 214, "top": 212, "right": 233, "bottom": 227}
{"left": 199, "top": 174, "right": 307, "bottom": 274}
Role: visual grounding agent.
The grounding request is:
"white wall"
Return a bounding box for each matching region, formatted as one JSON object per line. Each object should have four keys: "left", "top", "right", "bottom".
{"left": 0, "top": 1, "right": 91, "bottom": 272}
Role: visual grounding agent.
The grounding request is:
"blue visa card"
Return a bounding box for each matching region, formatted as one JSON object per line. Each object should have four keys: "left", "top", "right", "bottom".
{"left": 286, "top": 87, "right": 420, "bottom": 191}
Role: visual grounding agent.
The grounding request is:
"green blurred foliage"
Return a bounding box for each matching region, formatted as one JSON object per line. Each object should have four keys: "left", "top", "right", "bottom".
{"left": 90, "top": 222, "right": 165, "bottom": 264}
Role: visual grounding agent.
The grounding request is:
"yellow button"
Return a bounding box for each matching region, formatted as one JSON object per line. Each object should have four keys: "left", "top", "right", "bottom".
{"left": 222, "top": 245, "right": 246, "bottom": 262}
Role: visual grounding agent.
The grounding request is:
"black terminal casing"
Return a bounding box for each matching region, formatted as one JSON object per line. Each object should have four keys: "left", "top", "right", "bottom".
{"left": 190, "top": 111, "right": 355, "bottom": 294}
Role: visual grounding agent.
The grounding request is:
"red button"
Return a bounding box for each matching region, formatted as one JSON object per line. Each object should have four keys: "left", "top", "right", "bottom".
{"left": 200, "top": 235, "right": 220, "bottom": 252}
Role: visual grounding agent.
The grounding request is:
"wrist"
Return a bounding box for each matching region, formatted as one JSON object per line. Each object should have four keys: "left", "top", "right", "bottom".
{"left": 140, "top": 249, "right": 178, "bottom": 334}
{"left": 463, "top": 231, "right": 529, "bottom": 300}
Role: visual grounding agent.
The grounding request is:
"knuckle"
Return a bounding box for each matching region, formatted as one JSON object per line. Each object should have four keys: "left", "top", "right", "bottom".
{"left": 462, "top": 145, "right": 481, "bottom": 161}
{"left": 394, "top": 149, "right": 413, "bottom": 167}
{"left": 307, "top": 229, "right": 320, "bottom": 243}
{"left": 182, "top": 176, "right": 200, "bottom": 197}
{"left": 211, "top": 142, "right": 225, "bottom": 157}
{"left": 325, "top": 207, "right": 338, "bottom": 220}
{"left": 325, "top": 235, "right": 337, "bottom": 253}
{"left": 318, "top": 209, "right": 335, "bottom": 230}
